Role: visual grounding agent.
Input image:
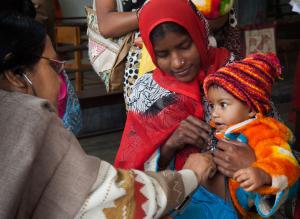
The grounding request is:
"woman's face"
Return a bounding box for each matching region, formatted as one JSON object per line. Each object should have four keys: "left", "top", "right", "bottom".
{"left": 26, "top": 36, "right": 60, "bottom": 109}
{"left": 153, "top": 31, "right": 201, "bottom": 82}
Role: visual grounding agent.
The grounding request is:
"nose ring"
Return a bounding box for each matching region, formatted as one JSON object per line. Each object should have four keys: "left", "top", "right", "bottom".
{"left": 181, "top": 59, "right": 185, "bottom": 64}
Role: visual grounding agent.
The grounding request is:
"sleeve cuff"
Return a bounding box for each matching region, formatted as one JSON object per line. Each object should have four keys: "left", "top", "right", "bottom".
{"left": 178, "top": 169, "right": 198, "bottom": 197}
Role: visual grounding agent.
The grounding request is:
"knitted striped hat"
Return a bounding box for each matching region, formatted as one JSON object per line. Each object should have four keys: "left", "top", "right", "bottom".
{"left": 203, "top": 53, "right": 282, "bottom": 114}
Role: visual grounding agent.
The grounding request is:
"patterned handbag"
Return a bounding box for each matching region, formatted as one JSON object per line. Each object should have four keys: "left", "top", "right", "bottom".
{"left": 85, "top": 1, "right": 134, "bottom": 92}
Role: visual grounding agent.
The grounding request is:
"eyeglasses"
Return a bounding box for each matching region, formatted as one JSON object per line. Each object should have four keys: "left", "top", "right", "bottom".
{"left": 40, "top": 56, "right": 65, "bottom": 74}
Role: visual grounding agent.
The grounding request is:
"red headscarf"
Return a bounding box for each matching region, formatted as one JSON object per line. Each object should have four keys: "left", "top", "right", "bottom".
{"left": 115, "top": 0, "right": 230, "bottom": 170}
{"left": 139, "top": 0, "right": 230, "bottom": 101}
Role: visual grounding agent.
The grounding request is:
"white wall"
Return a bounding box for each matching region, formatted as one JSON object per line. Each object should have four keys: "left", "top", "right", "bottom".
{"left": 59, "top": 0, "right": 93, "bottom": 17}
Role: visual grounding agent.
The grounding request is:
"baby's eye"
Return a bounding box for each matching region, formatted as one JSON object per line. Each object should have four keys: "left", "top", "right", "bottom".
{"left": 208, "top": 103, "right": 214, "bottom": 111}
{"left": 220, "top": 102, "right": 228, "bottom": 108}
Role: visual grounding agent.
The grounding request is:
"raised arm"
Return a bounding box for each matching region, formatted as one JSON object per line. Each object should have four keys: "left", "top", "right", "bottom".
{"left": 1, "top": 89, "right": 215, "bottom": 219}
{"left": 96, "top": 0, "right": 139, "bottom": 38}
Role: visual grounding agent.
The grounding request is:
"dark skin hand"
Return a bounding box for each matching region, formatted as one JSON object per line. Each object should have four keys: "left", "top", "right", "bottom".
{"left": 158, "top": 116, "right": 211, "bottom": 169}
{"left": 213, "top": 139, "right": 256, "bottom": 178}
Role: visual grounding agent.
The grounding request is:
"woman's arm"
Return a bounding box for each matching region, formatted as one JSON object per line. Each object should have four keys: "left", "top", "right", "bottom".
{"left": 96, "top": 0, "right": 139, "bottom": 38}
{"left": 75, "top": 154, "right": 216, "bottom": 218}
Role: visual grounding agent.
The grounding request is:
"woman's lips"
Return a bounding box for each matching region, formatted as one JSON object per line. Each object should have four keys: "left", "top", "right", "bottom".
{"left": 173, "top": 66, "right": 192, "bottom": 77}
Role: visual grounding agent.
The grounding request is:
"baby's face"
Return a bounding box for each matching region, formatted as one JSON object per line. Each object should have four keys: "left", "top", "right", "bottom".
{"left": 207, "top": 86, "right": 253, "bottom": 132}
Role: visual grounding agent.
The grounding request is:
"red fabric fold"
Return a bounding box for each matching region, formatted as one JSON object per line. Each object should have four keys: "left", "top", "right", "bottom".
{"left": 115, "top": 95, "right": 204, "bottom": 170}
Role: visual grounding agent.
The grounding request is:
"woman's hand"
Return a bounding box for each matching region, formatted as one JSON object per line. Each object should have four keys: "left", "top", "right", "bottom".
{"left": 213, "top": 139, "right": 256, "bottom": 178}
{"left": 158, "top": 116, "right": 211, "bottom": 169}
{"left": 183, "top": 153, "right": 217, "bottom": 185}
{"left": 166, "top": 116, "right": 210, "bottom": 151}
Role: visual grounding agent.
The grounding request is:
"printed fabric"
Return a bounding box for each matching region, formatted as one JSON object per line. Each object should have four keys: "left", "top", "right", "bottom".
{"left": 115, "top": 73, "right": 204, "bottom": 170}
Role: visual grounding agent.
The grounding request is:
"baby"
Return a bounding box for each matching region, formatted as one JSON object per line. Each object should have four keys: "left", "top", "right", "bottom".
{"left": 202, "top": 53, "right": 300, "bottom": 218}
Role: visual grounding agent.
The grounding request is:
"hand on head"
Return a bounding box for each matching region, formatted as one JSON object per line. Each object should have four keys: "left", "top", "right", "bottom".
{"left": 183, "top": 152, "right": 216, "bottom": 185}
{"left": 233, "top": 167, "right": 272, "bottom": 192}
{"left": 213, "top": 139, "right": 256, "bottom": 178}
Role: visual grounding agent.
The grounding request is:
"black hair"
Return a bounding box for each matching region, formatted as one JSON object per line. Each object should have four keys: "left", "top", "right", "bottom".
{"left": 150, "top": 22, "right": 189, "bottom": 44}
{"left": 0, "top": 13, "right": 46, "bottom": 75}
{"left": 2, "top": 0, "right": 36, "bottom": 18}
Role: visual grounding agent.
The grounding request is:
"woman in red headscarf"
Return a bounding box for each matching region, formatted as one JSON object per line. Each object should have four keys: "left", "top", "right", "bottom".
{"left": 114, "top": 0, "right": 231, "bottom": 171}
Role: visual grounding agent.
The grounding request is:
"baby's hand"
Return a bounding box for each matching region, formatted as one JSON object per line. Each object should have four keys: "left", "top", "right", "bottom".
{"left": 233, "top": 167, "right": 272, "bottom": 192}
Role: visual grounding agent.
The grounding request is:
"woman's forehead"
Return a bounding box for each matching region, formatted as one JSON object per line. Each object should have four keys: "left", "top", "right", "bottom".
{"left": 153, "top": 31, "right": 190, "bottom": 50}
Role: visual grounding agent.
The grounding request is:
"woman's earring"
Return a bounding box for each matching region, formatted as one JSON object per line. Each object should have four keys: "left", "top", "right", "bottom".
{"left": 23, "top": 73, "right": 38, "bottom": 96}
{"left": 23, "top": 74, "right": 33, "bottom": 85}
